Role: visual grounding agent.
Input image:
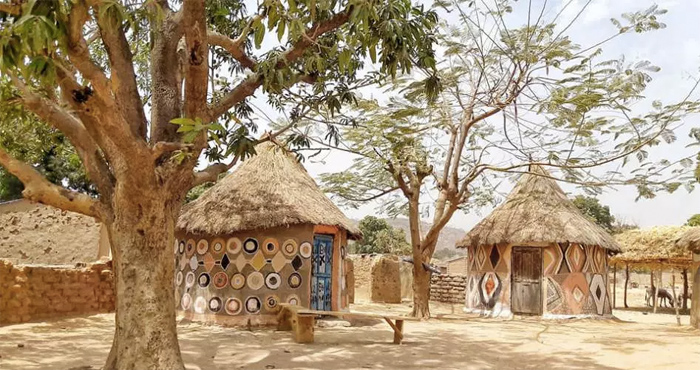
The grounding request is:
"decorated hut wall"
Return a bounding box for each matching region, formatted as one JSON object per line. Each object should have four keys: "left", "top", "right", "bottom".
{"left": 457, "top": 165, "right": 620, "bottom": 318}
{"left": 175, "top": 141, "right": 359, "bottom": 326}
{"left": 463, "top": 243, "right": 611, "bottom": 317}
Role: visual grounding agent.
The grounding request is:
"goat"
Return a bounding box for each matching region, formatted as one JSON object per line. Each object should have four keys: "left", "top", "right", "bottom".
{"left": 644, "top": 287, "right": 675, "bottom": 308}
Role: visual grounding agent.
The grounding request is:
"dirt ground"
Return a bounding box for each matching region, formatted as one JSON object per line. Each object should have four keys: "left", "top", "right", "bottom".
{"left": 0, "top": 302, "right": 698, "bottom": 370}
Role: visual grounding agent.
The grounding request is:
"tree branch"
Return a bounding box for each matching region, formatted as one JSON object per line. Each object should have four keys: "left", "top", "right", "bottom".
{"left": 95, "top": 2, "right": 148, "bottom": 139}
{"left": 0, "top": 2, "right": 20, "bottom": 15}
{"left": 152, "top": 142, "right": 193, "bottom": 161}
{"left": 207, "top": 30, "right": 256, "bottom": 70}
{"left": 0, "top": 147, "right": 102, "bottom": 220}
{"left": 192, "top": 162, "right": 229, "bottom": 187}
{"left": 208, "top": 10, "right": 351, "bottom": 122}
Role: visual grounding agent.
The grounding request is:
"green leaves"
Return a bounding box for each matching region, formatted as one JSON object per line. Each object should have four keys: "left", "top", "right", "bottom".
{"left": 170, "top": 117, "right": 225, "bottom": 144}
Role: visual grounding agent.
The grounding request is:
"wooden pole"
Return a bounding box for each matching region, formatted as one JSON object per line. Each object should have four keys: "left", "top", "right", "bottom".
{"left": 652, "top": 270, "right": 658, "bottom": 313}
{"left": 612, "top": 264, "right": 617, "bottom": 309}
{"left": 624, "top": 264, "right": 629, "bottom": 308}
{"left": 682, "top": 268, "right": 689, "bottom": 311}
{"left": 671, "top": 272, "right": 681, "bottom": 326}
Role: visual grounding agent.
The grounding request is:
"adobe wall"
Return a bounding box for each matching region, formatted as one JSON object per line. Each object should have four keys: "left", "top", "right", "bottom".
{"left": 348, "top": 254, "right": 402, "bottom": 304}
{"left": 0, "top": 260, "right": 115, "bottom": 325}
{"left": 430, "top": 274, "right": 467, "bottom": 304}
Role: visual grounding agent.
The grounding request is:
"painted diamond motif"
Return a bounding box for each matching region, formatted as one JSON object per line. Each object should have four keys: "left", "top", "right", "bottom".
{"left": 291, "top": 255, "right": 303, "bottom": 271}
{"left": 476, "top": 246, "right": 487, "bottom": 270}
{"left": 234, "top": 254, "right": 247, "bottom": 271}
{"left": 203, "top": 253, "right": 215, "bottom": 272}
{"left": 270, "top": 252, "right": 288, "bottom": 272}
{"left": 488, "top": 245, "right": 500, "bottom": 269}
{"left": 249, "top": 251, "right": 267, "bottom": 271}
{"left": 220, "top": 254, "right": 231, "bottom": 270}
{"left": 572, "top": 286, "right": 584, "bottom": 303}
{"left": 589, "top": 273, "right": 606, "bottom": 315}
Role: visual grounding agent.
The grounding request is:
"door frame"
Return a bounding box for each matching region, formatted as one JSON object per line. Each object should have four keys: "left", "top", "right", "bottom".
{"left": 510, "top": 246, "right": 544, "bottom": 315}
{"left": 311, "top": 233, "right": 335, "bottom": 311}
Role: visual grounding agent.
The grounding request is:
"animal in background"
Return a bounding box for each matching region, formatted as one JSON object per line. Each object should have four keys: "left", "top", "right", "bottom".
{"left": 644, "top": 287, "right": 675, "bottom": 308}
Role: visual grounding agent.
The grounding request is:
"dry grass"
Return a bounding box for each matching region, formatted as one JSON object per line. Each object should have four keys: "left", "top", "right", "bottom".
{"left": 675, "top": 227, "right": 700, "bottom": 254}
{"left": 456, "top": 166, "right": 620, "bottom": 252}
{"left": 178, "top": 142, "right": 360, "bottom": 238}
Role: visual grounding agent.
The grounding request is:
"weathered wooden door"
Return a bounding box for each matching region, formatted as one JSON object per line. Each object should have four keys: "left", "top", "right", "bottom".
{"left": 511, "top": 247, "right": 543, "bottom": 315}
{"left": 311, "top": 234, "right": 334, "bottom": 311}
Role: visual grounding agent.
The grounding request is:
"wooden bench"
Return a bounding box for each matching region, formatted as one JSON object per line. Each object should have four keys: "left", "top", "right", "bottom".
{"left": 276, "top": 303, "right": 419, "bottom": 344}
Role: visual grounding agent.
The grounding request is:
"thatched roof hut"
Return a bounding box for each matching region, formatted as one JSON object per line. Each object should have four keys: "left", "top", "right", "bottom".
{"left": 611, "top": 226, "right": 694, "bottom": 268}
{"left": 178, "top": 141, "right": 360, "bottom": 238}
{"left": 675, "top": 227, "right": 700, "bottom": 255}
{"left": 456, "top": 165, "right": 621, "bottom": 253}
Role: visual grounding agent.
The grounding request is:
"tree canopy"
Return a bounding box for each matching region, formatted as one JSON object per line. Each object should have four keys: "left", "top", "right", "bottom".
{"left": 354, "top": 216, "right": 411, "bottom": 255}
{"left": 572, "top": 195, "right": 615, "bottom": 232}
{"left": 686, "top": 214, "right": 700, "bottom": 227}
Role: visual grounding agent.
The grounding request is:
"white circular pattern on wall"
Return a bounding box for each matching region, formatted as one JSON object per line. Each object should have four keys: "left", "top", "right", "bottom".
{"left": 194, "top": 296, "right": 207, "bottom": 314}
{"left": 175, "top": 271, "right": 183, "bottom": 286}
{"left": 230, "top": 273, "right": 246, "bottom": 290}
{"left": 181, "top": 293, "right": 192, "bottom": 310}
{"left": 286, "top": 294, "right": 300, "bottom": 306}
{"left": 243, "top": 238, "right": 259, "bottom": 254}
{"left": 211, "top": 238, "right": 225, "bottom": 255}
{"left": 209, "top": 297, "right": 222, "bottom": 313}
{"left": 245, "top": 296, "right": 261, "bottom": 314}
{"left": 185, "top": 272, "right": 195, "bottom": 288}
{"left": 247, "top": 271, "right": 264, "bottom": 290}
{"left": 196, "top": 239, "right": 209, "bottom": 255}
{"left": 282, "top": 239, "right": 298, "bottom": 257}
{"left": 226, "top": 237, "right": 242, "bottom": 254}
{"left": 225, "top": 298, "right": 242, "bottom": 315}
{"left": 262, "top": 238, "right": 279, "bottom": 256}
{"left": 299, "top": 242, "right": 312, "bottom": 259}
{"left": 265, "top": 272, "right": 282, "bottom": 290}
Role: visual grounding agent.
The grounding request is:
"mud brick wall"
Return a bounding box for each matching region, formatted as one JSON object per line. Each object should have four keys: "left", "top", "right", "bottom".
{"left": 0, "top": 260, "right": 115, "bottom": 325}
{"left": 430, "top": 274, "right": 467, "bottom": 304}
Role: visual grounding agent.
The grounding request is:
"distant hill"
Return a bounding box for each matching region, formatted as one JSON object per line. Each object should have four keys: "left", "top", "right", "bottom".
{"left": 350, "top": 217, "right": 467, "bottom": 260}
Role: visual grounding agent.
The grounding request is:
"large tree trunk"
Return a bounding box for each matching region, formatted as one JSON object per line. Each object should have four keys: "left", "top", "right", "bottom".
{"left": 103, "top": 192, "right": 185, "bottom": 370}
{"left": 411, "top": 256, "right": 432, "bottom": 318}
{"left": 691, "top": 265, "right": 700, "bottom": 329}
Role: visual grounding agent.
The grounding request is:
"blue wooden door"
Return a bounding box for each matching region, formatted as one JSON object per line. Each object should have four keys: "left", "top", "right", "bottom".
{"left": 311, "top": 234, "right": 334, "bottom": 311}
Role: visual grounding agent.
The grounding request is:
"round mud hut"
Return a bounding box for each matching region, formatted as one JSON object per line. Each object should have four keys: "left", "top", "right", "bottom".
{"left": 176, "top": 142, "right": 360, "bottom": 326}
{"left": 456, "top": 166, "right": 621, "bottom": 318}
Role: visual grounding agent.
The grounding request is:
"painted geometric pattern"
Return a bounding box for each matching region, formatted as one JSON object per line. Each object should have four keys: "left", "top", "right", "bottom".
{"left": 565, "top": 243, "right": 586, "bottom": 273}
{"left": 175, "top": 236, "right": 312, "bottom": 316}
{"left": 546, "top": 277, "right": 563, "bottom": 311}
{"left": 589, "top": 273, "right": 606, "bottom": 316}
{"left": 465, "top": 274, "right": 482, "bottom": 309}
{"left": 479, "top": 272, "right": 501, "bottom": 309}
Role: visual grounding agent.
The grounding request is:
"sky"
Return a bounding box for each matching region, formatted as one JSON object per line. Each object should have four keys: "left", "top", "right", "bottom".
{"left": 239, "top": 0, "right": 700, "bottom": 231}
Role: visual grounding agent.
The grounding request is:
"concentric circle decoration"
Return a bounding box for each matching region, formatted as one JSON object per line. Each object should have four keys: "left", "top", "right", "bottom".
{"left": 185, "top": 271, "right": 196, "bottom": 288}
{"left": 213, "top": 271, "right": 229, "bottom": 289}
{"left": 264, "top": 295, "right": 280, "bottom": 312}
{"left": 211, "top": 238, "right": 225, "bottom": 256}
{"left": 245, "top": 296, "right": 262, "bottom": 314}
{"left": 198, "top": 272, "right": 211, "bottom": 288}
{"left": 189, "top": 255, "right": 198, "bottom": 271}
{"left": 243, "top": 238, "right": 259, "bottom": 254}
{"left": 288, "top": 272, "right": 302, "bottom": 289}
{"left": 185, "top": 239, "right": 196, "bottom": 257}
{"left": 265, "top": 272, "right": 282, "bottom": 290}
{"left": 181, "top": 293, "right": 192, "bottom": 310}
{"left": 178, "top": 240, "right": 186, "bottom": 254}
{"left": 224, "top": 298, "right": 242, "bottom": 315}
{"left": 286, "top": 294, "right": 300, "bottom": 306}
{"left": 299, "top": 242, "right": 312, "bottom": 259}
{"left": 196, "top": 239, "right": 209, "bottom": 255}
{"left": 282, "top": 239, "right": 298, "bottom": 257}
{"left": 230, "top": 273, "right": 246, "bottom": 290}
{"left": 262, "top": 238, "right": 279, "bottom": 256}
{"left": 208, "top": 297, "right": 222, "bottom": 313}
{"left": 175, "top": 271, "right": 184, "bottom": 286}
{"left": 194, "top": 296, "right": 207, "bottom": 314}
{"left": 247, "top": 271, "right": 264, "bottom": 290}
{"left": 226, "top": 237, "right": 242, "bottom": 254}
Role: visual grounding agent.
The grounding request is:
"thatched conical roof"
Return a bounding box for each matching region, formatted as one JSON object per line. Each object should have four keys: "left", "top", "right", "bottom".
{"left": 177, "top": 142, "right": 360, "bottom": 238}
{"left": 675, "top": 227, "right": 700, "bottom": 254}
{"left": 610, "top": 226, "right": 694, "bottom": 268}
{"left": 456, "top": 166, "right": 621, "bottom": 252}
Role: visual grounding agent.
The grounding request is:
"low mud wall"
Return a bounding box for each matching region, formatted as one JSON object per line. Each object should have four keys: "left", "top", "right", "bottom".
{"left": 430, "top": 274, "right": 467, "bottom": 304}
{"left": 0, "top": 260, "right": 115, "bottom": 325}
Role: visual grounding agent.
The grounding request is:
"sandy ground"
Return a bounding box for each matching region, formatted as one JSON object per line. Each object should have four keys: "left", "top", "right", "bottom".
{"left": 0, "top": 302, "right": 698, "bottom": 370}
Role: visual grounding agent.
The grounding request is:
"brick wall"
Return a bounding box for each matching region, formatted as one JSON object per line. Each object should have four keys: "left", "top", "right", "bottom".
{"left": 430, "top": 274, "right": 467, "bottom": 304}
{"left": 0, "top": 259, "right": 115, "bottom": 325}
